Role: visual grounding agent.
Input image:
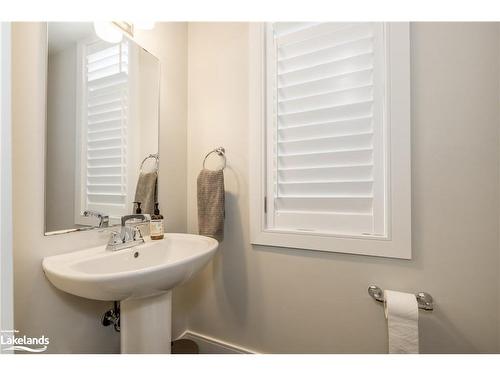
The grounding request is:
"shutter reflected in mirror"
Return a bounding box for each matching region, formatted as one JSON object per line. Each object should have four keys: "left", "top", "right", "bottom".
{"left": 83, "top": 40, "right": 129, "bottom": 216}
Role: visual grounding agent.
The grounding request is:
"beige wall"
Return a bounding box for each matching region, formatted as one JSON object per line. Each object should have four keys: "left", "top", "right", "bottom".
{"left": 11, "top": 21, "right": 500, "bottom": 354}
{"left": 12, "top": 22, "right": 188, "bottom": 353}
{"left": 132, "top": 23, "right": 189, "bottom": 337}
{"left": 46, "top": 45, "right": 77, "bottom": 232}
{"left": 180, "top": 22, "right": 500, "bottom": 353}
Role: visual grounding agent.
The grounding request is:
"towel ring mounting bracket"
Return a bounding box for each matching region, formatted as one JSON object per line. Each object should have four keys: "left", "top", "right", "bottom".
{"left": 203, "top": 147, "right": 226, "bottom": 170}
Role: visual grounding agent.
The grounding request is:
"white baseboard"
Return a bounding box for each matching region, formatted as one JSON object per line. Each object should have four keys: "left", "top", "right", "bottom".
{"left": 178, "top": 330, "right": 257, "bottom": 354}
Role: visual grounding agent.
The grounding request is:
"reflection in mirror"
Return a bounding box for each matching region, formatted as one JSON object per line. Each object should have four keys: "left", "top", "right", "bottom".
{"left": 45, "top": 22, "right": 160, "bottom": 234}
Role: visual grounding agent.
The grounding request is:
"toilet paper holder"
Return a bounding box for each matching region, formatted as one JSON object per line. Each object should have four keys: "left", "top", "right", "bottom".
{"left": 368, "top": 285, "right": 434, "bottom": 311}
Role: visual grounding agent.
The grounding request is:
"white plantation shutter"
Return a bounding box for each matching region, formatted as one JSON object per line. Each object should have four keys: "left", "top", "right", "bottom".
{"left": 81, "top": 39, "right": 129, "bottom": 218}
{"left": 266, "top": 22, "right": 387, "bottom": 237}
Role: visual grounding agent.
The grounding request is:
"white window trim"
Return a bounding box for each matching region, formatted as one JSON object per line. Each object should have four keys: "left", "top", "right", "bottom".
{"left": 249, "top": 23, "right": 411, "bottom": 259}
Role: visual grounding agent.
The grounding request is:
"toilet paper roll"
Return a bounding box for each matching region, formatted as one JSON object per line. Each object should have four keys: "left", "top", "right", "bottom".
{"left": 384, "top": 289, "right": 419, "bottom": 354}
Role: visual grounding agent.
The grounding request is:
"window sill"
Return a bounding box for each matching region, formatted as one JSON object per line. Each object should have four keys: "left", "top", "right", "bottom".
{"left": 251, "top": 228, "right": 411, "bottom": 259}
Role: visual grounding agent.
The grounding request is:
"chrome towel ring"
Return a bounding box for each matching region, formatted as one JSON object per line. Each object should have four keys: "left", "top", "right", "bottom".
{"left": 140, "top": 153, "right": 159, "bottom": 173}
{"left": 203, "top": 147, "right": 226, "bottom": 170}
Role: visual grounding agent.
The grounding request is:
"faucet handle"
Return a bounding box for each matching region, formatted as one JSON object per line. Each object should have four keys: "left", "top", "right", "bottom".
{"left": 107, "top": 230, "right": 124, "bottom": 246}
{"left": 132, "top": 226, "right": 143, "bottom": 241}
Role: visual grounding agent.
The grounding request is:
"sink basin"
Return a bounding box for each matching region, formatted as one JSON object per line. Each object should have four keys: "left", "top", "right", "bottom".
{"left": 42, "top": 233, "right": 218, "bottom": 353}
{"left": 43, "top": 233, "right": 218, "bottom": 301}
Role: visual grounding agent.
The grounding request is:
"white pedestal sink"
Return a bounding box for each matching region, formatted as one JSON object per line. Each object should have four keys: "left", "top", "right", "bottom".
{"left": 42, "top": 233, "right": 218, "bottom": 354}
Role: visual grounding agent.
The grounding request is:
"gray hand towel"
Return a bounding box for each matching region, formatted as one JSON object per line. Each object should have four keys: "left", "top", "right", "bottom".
{"left": 134, "top": 171, "right": 158, "bottom": 215}
{"left": 197, "top": 169, "right": 225, "bottom": 242}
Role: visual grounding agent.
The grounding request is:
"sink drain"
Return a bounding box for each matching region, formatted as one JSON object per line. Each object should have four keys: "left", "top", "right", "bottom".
{"left": 134, "top": 251, "right": 139, "bottom": 258}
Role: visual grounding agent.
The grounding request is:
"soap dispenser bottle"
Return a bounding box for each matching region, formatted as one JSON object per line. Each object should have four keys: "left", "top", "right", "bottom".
{"left": 150, "top": 203, "right": 164, "bottom": 240}
{"left": 133, "top": 201, "right": 150, "bottom": 237}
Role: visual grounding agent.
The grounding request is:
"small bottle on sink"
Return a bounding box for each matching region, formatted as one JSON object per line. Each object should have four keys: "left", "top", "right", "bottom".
{"left": 150, "top": 203, "right": 164, "bottom": 240}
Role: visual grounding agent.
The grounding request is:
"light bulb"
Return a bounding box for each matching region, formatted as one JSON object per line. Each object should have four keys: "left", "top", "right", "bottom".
{"left": 134, "top": 21, "right": 155, "bottom": 30}
{"left": 93, "top": 22, "right": 123, "bottom": 43}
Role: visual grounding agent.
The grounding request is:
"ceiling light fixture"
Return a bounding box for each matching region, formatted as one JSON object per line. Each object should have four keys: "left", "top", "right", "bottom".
{"left": 93, "top": 22, "right": 123, "bottom": 43}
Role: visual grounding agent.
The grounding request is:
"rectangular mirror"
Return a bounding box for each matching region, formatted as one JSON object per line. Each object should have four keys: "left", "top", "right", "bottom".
{"left": 45, "top": 22, "right": 160, "bottom": 234}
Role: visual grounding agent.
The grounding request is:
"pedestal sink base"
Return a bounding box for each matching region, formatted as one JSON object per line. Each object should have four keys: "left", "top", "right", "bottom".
{"left": 120, "top": 292, "right": 172, "bottom": 354}
{"left": 42, "top": 234, "right": 218, "bottom": 354}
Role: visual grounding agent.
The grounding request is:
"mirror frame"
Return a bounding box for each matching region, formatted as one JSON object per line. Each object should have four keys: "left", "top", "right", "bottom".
{"left": 43, "top": 22, "right": 161, "bottom": 236}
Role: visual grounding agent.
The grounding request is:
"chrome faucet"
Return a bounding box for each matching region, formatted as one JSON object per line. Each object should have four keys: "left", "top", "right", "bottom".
{"left": 83, "top": 210, "right": 109, "bottom": 228}
{"left": 106, "top": 214, "right": 150, "bottom": 251}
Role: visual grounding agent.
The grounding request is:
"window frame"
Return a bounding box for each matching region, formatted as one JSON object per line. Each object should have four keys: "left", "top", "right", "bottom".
{"left": 249, "top": 22, "right": 412, "bottom": 259}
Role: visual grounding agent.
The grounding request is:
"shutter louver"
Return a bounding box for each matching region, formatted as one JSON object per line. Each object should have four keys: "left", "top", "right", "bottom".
{"left": 269, "top": 23, "right": 387, "bottom": 236}
{"left": 84, "top": 40, "right": 129, "bottom": 213}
